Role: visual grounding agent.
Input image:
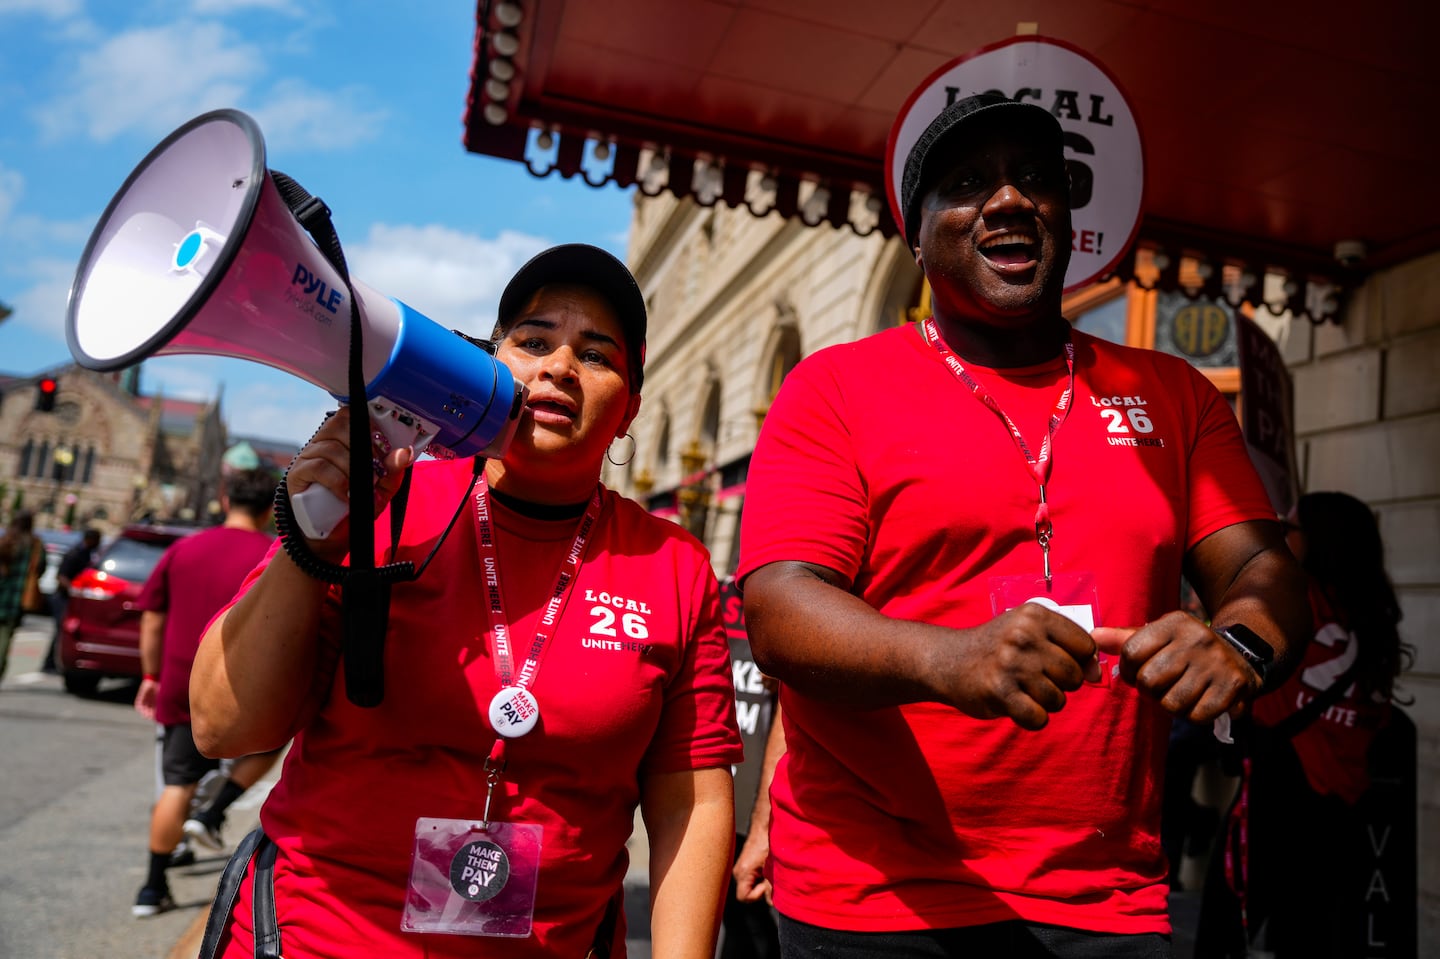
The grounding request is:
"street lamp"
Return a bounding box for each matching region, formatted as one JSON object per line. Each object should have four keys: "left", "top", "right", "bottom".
{"left": 131, "top": 474, "right": 149, "bottom": 521}
{"left": 49, "top": 447, "right": 75, "bottom": 519}
{"left": 677, "top": 440, "right": 711, "bottom": 538}
{"left": 51, "top": 446, "right": 74, "bottom": 478}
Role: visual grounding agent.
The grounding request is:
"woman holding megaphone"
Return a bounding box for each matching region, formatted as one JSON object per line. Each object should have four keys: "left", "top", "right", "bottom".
{"left": 189, "top": 244, "right": 742, "bottom": 958}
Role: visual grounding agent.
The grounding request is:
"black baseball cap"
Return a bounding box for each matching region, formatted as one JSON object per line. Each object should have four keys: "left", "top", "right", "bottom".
{"left": 900, "top": 93, "right": 1065, "bottom": 248}
{"left": 496, "top": 243, "right": 648, "bottom": 393}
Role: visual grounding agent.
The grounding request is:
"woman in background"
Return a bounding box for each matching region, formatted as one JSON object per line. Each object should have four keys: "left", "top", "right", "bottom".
{"left": 0, "top": 510, "right": 45, "bottom": 682}
{"left": 1239, "top": 491, "right": 1413, "bottom": 957}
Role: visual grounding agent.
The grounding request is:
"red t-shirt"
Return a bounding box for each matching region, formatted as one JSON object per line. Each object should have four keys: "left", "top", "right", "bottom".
{"left": 1251, "top": 581, "right": 1391, "bottom": 804}
{"left": 135, "top": 525, "right": 273, "bottom": 726}
{"left": 216, "top": 458, "right": 742, "bottom": 958}
{"left": 737, "top": 323, "right": 1275, "bottom": 934}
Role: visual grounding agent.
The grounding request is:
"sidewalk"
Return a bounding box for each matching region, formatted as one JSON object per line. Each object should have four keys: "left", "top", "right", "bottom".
{"left": 164, "top": 761, "right": 281, "bottom": 959}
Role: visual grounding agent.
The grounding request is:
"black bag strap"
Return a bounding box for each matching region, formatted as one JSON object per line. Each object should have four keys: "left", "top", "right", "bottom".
{"left": 585, "top": 888, "right": 623, "bottom": 959}
{"left": 253, "top": 833, "right": 283, "bottom": 959}
{"left": 198, "top": 827, "right": 265, "bottom": 959}
{"left": 1268, "top": 657, "right": 1363, "bottom": 742}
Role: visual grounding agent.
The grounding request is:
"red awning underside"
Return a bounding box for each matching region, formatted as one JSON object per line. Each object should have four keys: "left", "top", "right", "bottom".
{"left": 464, "top": 0, "right": 1439, "bottom": 318}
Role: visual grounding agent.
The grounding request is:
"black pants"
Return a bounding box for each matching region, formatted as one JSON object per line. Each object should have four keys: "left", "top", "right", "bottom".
{"left": 43, "top": 591, "right": 68, "bottom": 670}
{"left": 779, "top": 915, "right": 1171, "bottom": 959}
{"left": 1244, "top": 743, "right": 1371, "bottom": 958}
{"left": 721, "top": 833, "right": 781, "bottom": 959}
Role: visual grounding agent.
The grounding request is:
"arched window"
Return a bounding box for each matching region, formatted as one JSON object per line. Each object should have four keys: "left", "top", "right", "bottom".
{"left": 753, "top": 321, "right": 801, "bottom": 430}
{"left": 699, "top": 376, "right": 721, "bottom": 453}
{"left": 656, "top": 408, "right": 672, "bottom": 476}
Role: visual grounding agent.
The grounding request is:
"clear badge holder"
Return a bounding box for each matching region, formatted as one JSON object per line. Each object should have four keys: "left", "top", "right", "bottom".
{"left": 401, "top": 817, "right": 542, "bottom": 937}
{"left": 991, "top": 570, "right": 1111, "bottom": 686}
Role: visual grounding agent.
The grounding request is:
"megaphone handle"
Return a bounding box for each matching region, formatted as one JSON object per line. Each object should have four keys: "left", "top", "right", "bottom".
{"left": 291, "top": 484, "right": 350, "bottom": 540}
{"left": 289, "top": 397, "right": 441, "bottom": 540}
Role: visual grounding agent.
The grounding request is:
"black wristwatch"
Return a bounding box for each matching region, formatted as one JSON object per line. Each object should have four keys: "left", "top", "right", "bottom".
{"left": 1213, "top": 623, "right": 1274, "bottom": 683}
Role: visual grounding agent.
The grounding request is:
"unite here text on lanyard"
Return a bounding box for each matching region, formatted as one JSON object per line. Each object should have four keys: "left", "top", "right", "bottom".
{"left": 921, "top": 317, "right": 1076, "bottom": 588}
{"left": 473, "top": 480, "right": 602, "bottom": 820}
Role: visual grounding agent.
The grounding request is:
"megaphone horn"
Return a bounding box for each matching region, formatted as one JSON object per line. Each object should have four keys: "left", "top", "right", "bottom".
{"left": 66, "top": 109, "right": 525, "bottom": 538}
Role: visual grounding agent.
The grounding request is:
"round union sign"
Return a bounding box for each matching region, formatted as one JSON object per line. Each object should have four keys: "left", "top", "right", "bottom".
{"left": 885, "top": 36, "right": 1145, "bottom": 293}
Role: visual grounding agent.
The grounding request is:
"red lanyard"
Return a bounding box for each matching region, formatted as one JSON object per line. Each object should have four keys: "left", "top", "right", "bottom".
{"left": 921, "top": 317, "right": 1076, "bottom": 587}
{"left": 474, "top": 480, "right": 602, "bottom": 689}
{"left": 473, "top": 480, "right": 601, "bottom": 822}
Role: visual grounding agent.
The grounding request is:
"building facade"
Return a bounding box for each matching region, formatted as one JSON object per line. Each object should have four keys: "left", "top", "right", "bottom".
{"left": 0, "top": 364, "right": 294, "bottom": 535}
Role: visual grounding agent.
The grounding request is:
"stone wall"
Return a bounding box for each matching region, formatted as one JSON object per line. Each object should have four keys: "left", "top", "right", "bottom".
{"left": 1277, "top": 250, "right": 1440, "bottom": 951}
{"left": 0, "top": 367, "right": 227, "bottom": 534}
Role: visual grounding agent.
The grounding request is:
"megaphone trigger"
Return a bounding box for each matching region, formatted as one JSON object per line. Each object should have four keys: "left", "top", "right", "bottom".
{"left": 290, "top": 481, "right": 350, "bottom": 541}
{"left": 289, "top": 396, "right": 443, "bottom": 539}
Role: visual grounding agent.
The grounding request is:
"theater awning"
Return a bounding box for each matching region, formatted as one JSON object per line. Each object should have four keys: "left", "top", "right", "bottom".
{"left": 463, "top": 0, "right": 1438, "bottom": 322}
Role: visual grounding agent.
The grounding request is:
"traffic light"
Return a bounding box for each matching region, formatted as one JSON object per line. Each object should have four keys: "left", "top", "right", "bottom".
{"left": 35, "top": 376, "right": 58, "bottom": 412}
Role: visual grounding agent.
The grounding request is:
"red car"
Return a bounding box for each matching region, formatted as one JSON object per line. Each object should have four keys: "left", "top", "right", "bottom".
{"left": 57, "top": 523, "right": 199, "bottom": 697}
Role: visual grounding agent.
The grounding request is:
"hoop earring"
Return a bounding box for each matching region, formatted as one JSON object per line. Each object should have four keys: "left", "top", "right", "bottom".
{"left": 606, "top": 432, "right": 636, "bottom": 467}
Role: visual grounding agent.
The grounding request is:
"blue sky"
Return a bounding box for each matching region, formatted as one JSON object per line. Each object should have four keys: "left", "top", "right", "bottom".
{"left": 0, "top": 0, "right": 634, "bottom": 446}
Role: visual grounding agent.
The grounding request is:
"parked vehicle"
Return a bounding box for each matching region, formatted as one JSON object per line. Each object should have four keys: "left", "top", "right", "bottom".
{"left": 35, "top": 528, "right": 83, "bottom": 613}
{"left": 56, "top": 523, "right": 199, "bottom": 697}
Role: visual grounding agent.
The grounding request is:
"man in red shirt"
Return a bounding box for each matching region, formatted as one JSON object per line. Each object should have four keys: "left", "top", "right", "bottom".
{"left": 738, "top": 93, "right": 1311, "bottom": 956}
{"left": 131, "top": 467, "right": 278, "bottom": 917}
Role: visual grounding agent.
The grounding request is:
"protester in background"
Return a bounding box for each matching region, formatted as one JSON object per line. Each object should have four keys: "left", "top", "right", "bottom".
{"left": 131, "top": 467, "right": 278, "bottom": 917}
{"left": 180, "top": 752, "right": 283, "bottom": 852}
{"left": 0, "top": 511, "right": 45, "bottom": 683}
{"left": 42, "top": 527, "right": 101, "bottom": 674}
{"left": 189, "top": 244, "right": 742, "bottom": 958}
{"left": 738, "top": 93, "right": 1311, "bottom": 957}
{"left": 721, "top": 577, "right": 782, "bottom": 959}
{"left": 730, "top": 712, "right": 784, "bottom": 943}
{"left": 1207, "top": 491, "right": 1414, "bottom": 958}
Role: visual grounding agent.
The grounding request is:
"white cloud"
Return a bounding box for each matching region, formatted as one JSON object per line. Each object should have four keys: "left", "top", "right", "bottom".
{"left": 0, "top": 0, "right": 82, "bottom": 17}
{"left": 347, "top": 224, "right": 551, "bottom": 339}
{"left": 6, "top": 256, "right": 77, "bottom": 340}
{"left": 606, "top": 227, "right": 633, "bottom": 253}
{"left": 248, "top": 79, "right": 388, "bottom": 152}
{"left": 32, "top": 21, "right": 385, "bottom": 152}
{"left": 0, "top": 164, "right": 22, "bottom": 225}
{"left": 138, "top": 355, "right": 231, "bottom": 402}
{"left": 36, "top": 22, "right": 262, "bottom": 143}
{"left": 1, "top": 213, "right": 120, "bottom": 343}
{"left": 219, "top": 373, "right": 334, "bottom": 446}
{"left": 3, "top": 211, "right": 94, "bottom": 249}
{"left": 189, "top": 0, "right": 302, "bottom": 15}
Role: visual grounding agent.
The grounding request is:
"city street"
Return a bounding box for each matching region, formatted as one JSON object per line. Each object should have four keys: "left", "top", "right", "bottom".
{"left": 0, "top": 615, "right": 654, "bottom": 958}
{"left": 0, "top": 615, "right": 252, "bottom": 958}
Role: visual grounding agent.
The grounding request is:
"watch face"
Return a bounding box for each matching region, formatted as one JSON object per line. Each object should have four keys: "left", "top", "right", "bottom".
{"left": 1221, "top": 623, "right": 1274, "bottom": 663}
